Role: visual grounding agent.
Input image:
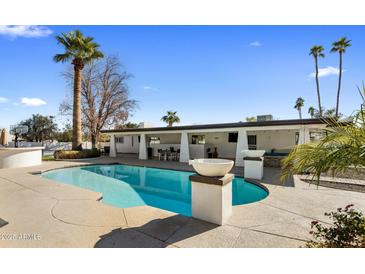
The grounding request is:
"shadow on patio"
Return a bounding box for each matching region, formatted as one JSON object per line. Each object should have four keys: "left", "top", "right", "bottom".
{"left": 94, "top": 215, "right": 219, "bottom": 248}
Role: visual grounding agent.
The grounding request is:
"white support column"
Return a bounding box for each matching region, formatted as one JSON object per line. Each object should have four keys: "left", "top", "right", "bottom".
{"left": 298, "top": 127, "right": 310, "bottom": 145}
{"left": 110, "top": 134, "right": 117, "bottom": 157}
{"left": 179, "top": 131, "right": 190, "bottom": 162}
{"left": 235, "top": 129, "right": 248, "bottom": 167}
{"left": 139, "top": 134, "right": 147, "bottom": 160}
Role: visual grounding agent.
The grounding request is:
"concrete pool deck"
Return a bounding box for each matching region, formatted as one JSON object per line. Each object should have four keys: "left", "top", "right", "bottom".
{"left": 1, "top": 156, "right": 365, "bottom": 247}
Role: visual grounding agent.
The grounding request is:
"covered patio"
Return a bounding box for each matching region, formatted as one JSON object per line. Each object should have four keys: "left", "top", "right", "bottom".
{"left": 103, "top": 119, "right": 326, "bottom": 167}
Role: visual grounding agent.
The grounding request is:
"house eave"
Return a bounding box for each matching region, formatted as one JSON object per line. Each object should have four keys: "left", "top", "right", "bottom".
{"left": 101, "top": 118, "right": 329, "bottom": 134}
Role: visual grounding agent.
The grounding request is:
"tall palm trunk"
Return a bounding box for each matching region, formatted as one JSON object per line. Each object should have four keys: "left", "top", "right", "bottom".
{"left": 72, "top": 63, "right": 83, "bottom": 150}
{"left": 314, "top": 57, "right": 322, "bottom": 116}
{"left": 168, "top": 121, "right": 173, "bottom": 127}
{"left": 299, "top": 108, "right": 302, "bottom": 120}
{"left": 335, "top": 51, "right": 343, "bottom": 118}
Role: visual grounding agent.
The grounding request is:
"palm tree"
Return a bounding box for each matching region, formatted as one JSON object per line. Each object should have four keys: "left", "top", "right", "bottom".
{"left": 331, "top": 37, "right": 351, "bottom": 117}
{"left": 309, "top": 45, "right": 325, "bottom": 117}
{"left": 245, "top": 116, "right": 257, "bottom": 122}
{"left": 324, "top": 108, "right": 336, "bottom": 118}
{"left": 308, "top": 106, "right": 315, "bottom": 118}
{"left": 54, "top": 30, "right": 103, "bottom": 150}
{"left": 294, "top": 97, "right": 305, "bottom": 119}
{"left": 161, "top": 111, "right": 180, "bottom": 127}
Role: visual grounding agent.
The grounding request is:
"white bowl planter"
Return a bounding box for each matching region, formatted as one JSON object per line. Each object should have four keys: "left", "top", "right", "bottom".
{"left": 189, "top": 158, "right": 234, "bottom": 177}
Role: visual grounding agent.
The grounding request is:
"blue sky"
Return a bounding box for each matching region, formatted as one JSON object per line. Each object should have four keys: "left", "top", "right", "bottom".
{"left": 0, "top": 25, "right": 363, "bottom": 129}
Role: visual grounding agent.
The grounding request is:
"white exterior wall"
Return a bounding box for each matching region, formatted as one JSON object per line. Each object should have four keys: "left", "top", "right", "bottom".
{"left": 115, "top": 135, "right": 139, "bottom": 154}
{"left": 204, "top": 132, "right": 237, "bottom": 158}
{"left": 156, "top": 133, "right": 180, "bottom": 144}
{"left": 251, "top": 129, "right": 298, "bottom": 152}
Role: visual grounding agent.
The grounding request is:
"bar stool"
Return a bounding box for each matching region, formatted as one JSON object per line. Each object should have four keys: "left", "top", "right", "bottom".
{"left": 170, "top": 147, "right": 176, "bottom": 161}
{"left": 162, "top": 149, "right": 168, "bottom": 161}
{"left": 157, "top": 149, "right": 163, "bottom": 160}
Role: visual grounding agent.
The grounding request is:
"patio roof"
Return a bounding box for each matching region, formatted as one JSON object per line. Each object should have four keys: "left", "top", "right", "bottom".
{"left": 101, "top": 118, "right": 327, "bottom": 133}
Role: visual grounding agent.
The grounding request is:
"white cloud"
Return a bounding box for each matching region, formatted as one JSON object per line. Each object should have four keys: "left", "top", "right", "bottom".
{"left": 0, "top": 25, "right": 52, "bottom": 39}
{"left": 0, "top": 97, "right": 9, "bottom": 103}
{"left": 309, "top": 66, "right": 344, "bottom": 78}
{"left": 143, "top": 86, "right": 159, "bottom": 91}
{"left": 20, "top": 97, "right": 47, "bottom": 106}
{"left": 249, "top": 41, "right": 262, "bottom": 47}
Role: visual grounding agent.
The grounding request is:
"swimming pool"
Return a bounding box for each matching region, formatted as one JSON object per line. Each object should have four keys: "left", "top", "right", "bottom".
{"left": 42, "top": 164, "right": 268, "bottom": 216}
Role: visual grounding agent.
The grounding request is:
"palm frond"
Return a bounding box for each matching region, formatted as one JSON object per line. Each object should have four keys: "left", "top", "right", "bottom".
{"left": 331, "top": 37, "right": 351, "bottom": 53}
{"left": 54, "top": 30, "right": 104, "bottom": 64}
{"left": 53, "top": 53, "right": 73, "bottom": 63}
{"left": 281, "top": 109, "right": 365, "bottom": 184}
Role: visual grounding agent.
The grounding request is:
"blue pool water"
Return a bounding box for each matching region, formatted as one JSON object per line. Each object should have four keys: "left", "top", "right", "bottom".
{"left": 42, "top": 164, "right": 268, "bottom": 216}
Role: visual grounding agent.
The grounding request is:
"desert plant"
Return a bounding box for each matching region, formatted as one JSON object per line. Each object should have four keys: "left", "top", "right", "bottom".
{"left": 281, "top": 86, "right": 365, "bottom": 184}
{"left": 306, "top": 205, "right": 365, "bottom": 248}
{"left": 281, "top": 116, "right": 365, "bottom": 184}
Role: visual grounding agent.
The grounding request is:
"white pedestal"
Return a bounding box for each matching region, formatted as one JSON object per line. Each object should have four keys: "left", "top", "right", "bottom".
{"left": 244, "top": 157, "right": 264, "bottom": 179}
{"left": 189, "top": 173, "right": 234, "bottom": 225}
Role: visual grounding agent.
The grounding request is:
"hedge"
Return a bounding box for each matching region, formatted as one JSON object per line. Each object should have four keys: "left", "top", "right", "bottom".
{"left": 53, "top": 149, "right": 101, "bottom": 160}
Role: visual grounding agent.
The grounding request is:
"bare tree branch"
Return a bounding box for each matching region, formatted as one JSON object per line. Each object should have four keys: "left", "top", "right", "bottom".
{"left": 61, "top": 55, "right": 137, "bottom": 148}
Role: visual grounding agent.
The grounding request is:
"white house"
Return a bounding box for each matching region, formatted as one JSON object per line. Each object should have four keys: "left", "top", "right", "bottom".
{"left": 101, "top": 117, "right": 327, "bottom": 167}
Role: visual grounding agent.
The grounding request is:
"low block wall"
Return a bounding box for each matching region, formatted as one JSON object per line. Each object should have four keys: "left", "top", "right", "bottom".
{"left": 0, "top": 147, "right": 43, "bottom": 169}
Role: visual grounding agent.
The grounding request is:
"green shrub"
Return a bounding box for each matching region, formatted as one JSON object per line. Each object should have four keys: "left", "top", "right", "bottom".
{"left": 42, "top": 155, "right": 55, "bottom": 161}
{"left": 53, "top": 149, "right": 101, "bottom": 160}
{"left": 306, "top": 204, "right": 365, "bottom": 248}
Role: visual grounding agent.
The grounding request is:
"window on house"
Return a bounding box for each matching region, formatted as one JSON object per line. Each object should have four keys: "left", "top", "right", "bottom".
{"left": 228, "top": 132, "right": 238, "bottom": 143}
{"left": 149, "top": 137, "right": 160, "bottom": 144}
{"left": 247, "top": 135, "right": 257, "bottom": 150}
{"left": 192, "top": 135, "right": 206, "bottom": 144}
{"left": 115, "top": 136, "right": 124, "bottom": 143}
